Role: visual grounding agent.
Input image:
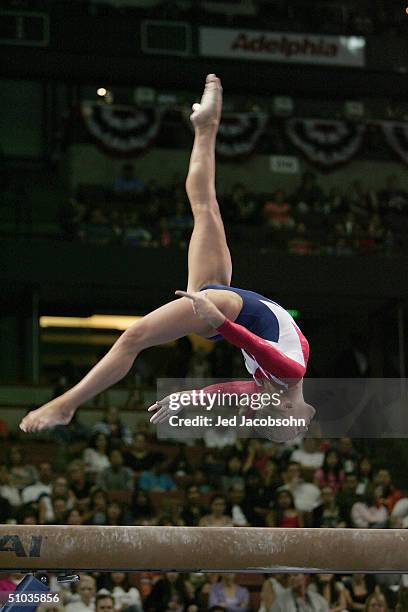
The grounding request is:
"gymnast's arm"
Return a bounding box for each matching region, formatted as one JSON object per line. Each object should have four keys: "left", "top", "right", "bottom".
{"left": 215, "top": 318, "right": 306, "bottom": 381}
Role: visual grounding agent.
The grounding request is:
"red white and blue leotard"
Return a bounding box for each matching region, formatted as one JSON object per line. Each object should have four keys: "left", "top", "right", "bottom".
{"left": 201, "top": 285, "right": 309, "bottom": 389}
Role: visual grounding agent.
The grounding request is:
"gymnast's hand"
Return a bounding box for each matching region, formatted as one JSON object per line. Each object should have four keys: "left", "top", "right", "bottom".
{"left": 148, "top": 392, "right": 186, "bottom": 424}
{"left": 175, "top": 290, "right": 225, "bottom": 328}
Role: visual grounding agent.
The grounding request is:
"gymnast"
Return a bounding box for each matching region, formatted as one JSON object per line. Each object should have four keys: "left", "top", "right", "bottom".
{"left": 20, "top": 74, "right": 314, "bottom": 442}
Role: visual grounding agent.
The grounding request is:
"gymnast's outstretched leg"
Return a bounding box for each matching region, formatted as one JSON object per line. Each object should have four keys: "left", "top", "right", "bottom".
{"left": 19, "top": 74, "right": 241, "bottom": 433}
{"left": 185, "top": 73, "right": 232, "bottom": 292}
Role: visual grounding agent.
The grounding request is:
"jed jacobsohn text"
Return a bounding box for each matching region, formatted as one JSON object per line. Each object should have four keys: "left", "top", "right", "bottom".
{"left": 168, "top": 414, "right": 305, "bottom": 428}
{"left": 168, "top": 390, "right": 282, "bottom": 411}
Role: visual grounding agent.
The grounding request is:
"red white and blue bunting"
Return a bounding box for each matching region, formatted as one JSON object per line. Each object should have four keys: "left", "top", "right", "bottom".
{"left": 286, "top": 118, "right": 366, "bottom": 169}
{"left": 382, "top": 121, "right": 408, "bottom": 165}
{"left": 184, "top": 110, "right": 269, "bottom": 159}
{"left": 77, "top": 103, "right": 408, "bottom": 169}
{"left": 80, "top": 102, "right": 164, "bottom": 157}
{"left": 215, "top": 112, "right": 269, "bottom": 158}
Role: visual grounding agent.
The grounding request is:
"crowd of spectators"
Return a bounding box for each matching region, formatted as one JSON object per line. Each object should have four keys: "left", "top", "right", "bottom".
{"left": 3, "top": 569, "right": 406, "bottom": 612}
{"left": 60, "top": 165, "right": 407, "bottom": 256}
{"left": 1, "top": 404, "right": 408, "bottom": 610}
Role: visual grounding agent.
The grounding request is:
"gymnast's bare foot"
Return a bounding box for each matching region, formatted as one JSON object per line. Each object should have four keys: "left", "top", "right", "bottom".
{"left": 19, "top": 396, "right": 76, "bottom": 433}
{"left": 190, "top": 74, "right": 222, "bottom": 130}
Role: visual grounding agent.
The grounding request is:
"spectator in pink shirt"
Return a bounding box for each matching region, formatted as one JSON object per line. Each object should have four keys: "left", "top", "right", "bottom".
{"left": 314, "top": 449, "right": 345, "bottom": 493}
{"left": 0, "top": 574, "right": 25, "bottom": 594}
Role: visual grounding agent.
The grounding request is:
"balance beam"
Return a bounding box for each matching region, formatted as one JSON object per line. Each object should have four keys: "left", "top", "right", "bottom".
{"left": 0, "top": 526, "right": 407, "bottom": 573}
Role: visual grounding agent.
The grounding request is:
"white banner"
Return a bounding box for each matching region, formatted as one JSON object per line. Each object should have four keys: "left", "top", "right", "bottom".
{"left": 270, "top": 156, "right": 299, "bottom": 174}
{"left": 199, "top": 27, "right": 365, "bottom": 67}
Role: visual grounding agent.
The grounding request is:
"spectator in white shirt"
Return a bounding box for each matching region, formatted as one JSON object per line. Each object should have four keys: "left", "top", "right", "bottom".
{"left": 7, "top": 445, "right": 38, "bottom": 490}
{"left": 38, "top": 476, "right": 75, "bottom": 524}
{"left": 271, "top": 574, "right": 329, "bottom": 612}
{"left": 0, "top": 464, "right": 21, "bottom": 507}
{"left": 281, "top": 461, "right": 321, "bottom": 513}
{"left": 351, "top": 486, "right": 389, "bottom": 528}
{"left": 102, "top": 573, "right": 143, "bottom": 612}
{"left": 83, "top": 432, "right": 111, "bottom": 477}
{"left": 391, "top": 497, "right": 408, "bottom": 527}
{"left": 259, "top": 575, "right": 288, "bottom": 612}
{"left": 290, "top": 438, "right": 324, "bottom": 471}
{"left": 65, "top": 575, "right": 96, "bottom": 612}
{"left": 227, "top": 483, "right": 250, "bottom": 526}
{"left": 21, "top": 462, "right": 53, "bottom": 504}
{"left": 204, "top": 425, "right": 237, "bottom": 448}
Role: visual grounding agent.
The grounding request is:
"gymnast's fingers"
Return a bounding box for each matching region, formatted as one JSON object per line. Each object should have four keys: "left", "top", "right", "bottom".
{"left": 147, "top": 402, "right": 159, "bottom": 412}
{"left": 148, "top": 396, "right": 169, "bottom": 413}
{"left": 150, "top": 406, "right": 170, "bottom": 424}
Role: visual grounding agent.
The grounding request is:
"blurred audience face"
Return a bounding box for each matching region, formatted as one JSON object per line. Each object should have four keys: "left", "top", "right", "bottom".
{"left": 343, "top": 473, "right": 358, "bottom": 493}
{"left": 289, "top": 574, "right": 308, "bottom": 593}
{"left": 339, "top": 437, "right": 353, "bottom": 455}
{"left": 186, "top": 486, "right": 200, "bottom": 505}
{"left": 352, "top": 574, "right": 365, "bottom": 584}
{"left": 111, "top": 572, "right": 126, "bottom": 585}
{"left": 376, "top": 469, "right": 391, "bottom": 487}
{"left": 359, "top": 457, "right": 372, "bottom": 476}
{"left": 9, "top": 447, "right": 23, "bottom": 466}
{"left": 246, "top": 471, "right": 261, "bottom": 489}
{"left": 67, "top": 509, "right": 82, "bottom": 525}
{"left": 193, "top": 469, "right": 206, "bottom": 486}
{"left": 93, "top": 490, "right": 108, "bottom": 510}
{"left": 318, "top": 574, "right": 334, "bottom": 583}
{"left": 229, "top": 485, "right": 245, "bottom": 505}
{"left": 95, "top": 434, "right": 108, "bottom": 453}
{"left": 264, "top": 459, "right": 279, "bottom": 479}
{"left": 110, "top": 450, "right": 123, "bottom": 469}
{"left": 105, "top": 406, "right": 119, "bottom": 424}
{"left": 228, "top": 456, "right": 242, "bottom": 474}
{"left": 206, "top": 573, "right": 220, "bottom": 585}
{"left": 68, "top": 461, "right": 86, "bottom": 484}
{"left": 96, "top": 597, "right": 114, "bottom": 612}
{"left": 366, "top": 594, "right": 387, "bottom": 612}
{"left": 52, "top": 497, "right": 67, "bottom": 521}
{"left": 134, "top": 489, "right": 148, "bottom": 507}
{"left": 0, "top": 465, "right": 10, "bottom": 484}
{"left": 211, "top": 497, "right": 226, "bottom": 517}
{"left": 325, "top": 451, "right": 339, "bottom": 469}
{"left": 107, "top": 502, "right": 122, "bottom": 523}
{"left": 77, "top": 497, "right": 90, "bottom": 514}
{"left": 39, "top": 462, "right": 53, "bottom": 483}
{"left": 39, "top": 605, "right": 62, "bottom": 612}
{"left": 276, "top": 490, "right": 293, "bottom": 509}
{"left": 78, "top": 576, "right": 96, "bottom": 604}
{"left": 285, "top": 463, "right": 301, "bottom": 483}
{"left": 223, "top": 573, "right": 236, "bottom": 586}
{"left": 133, "top": 433, "right": 147, "bottom": 452}
{"left": 22, "top": 514, "right": 37, "bottom": 525}
{"left": 53, "top": 477, "right": 69, "bottom": 497}
{"left": 165, "top": 572, "right": 179, "bottom": 583}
